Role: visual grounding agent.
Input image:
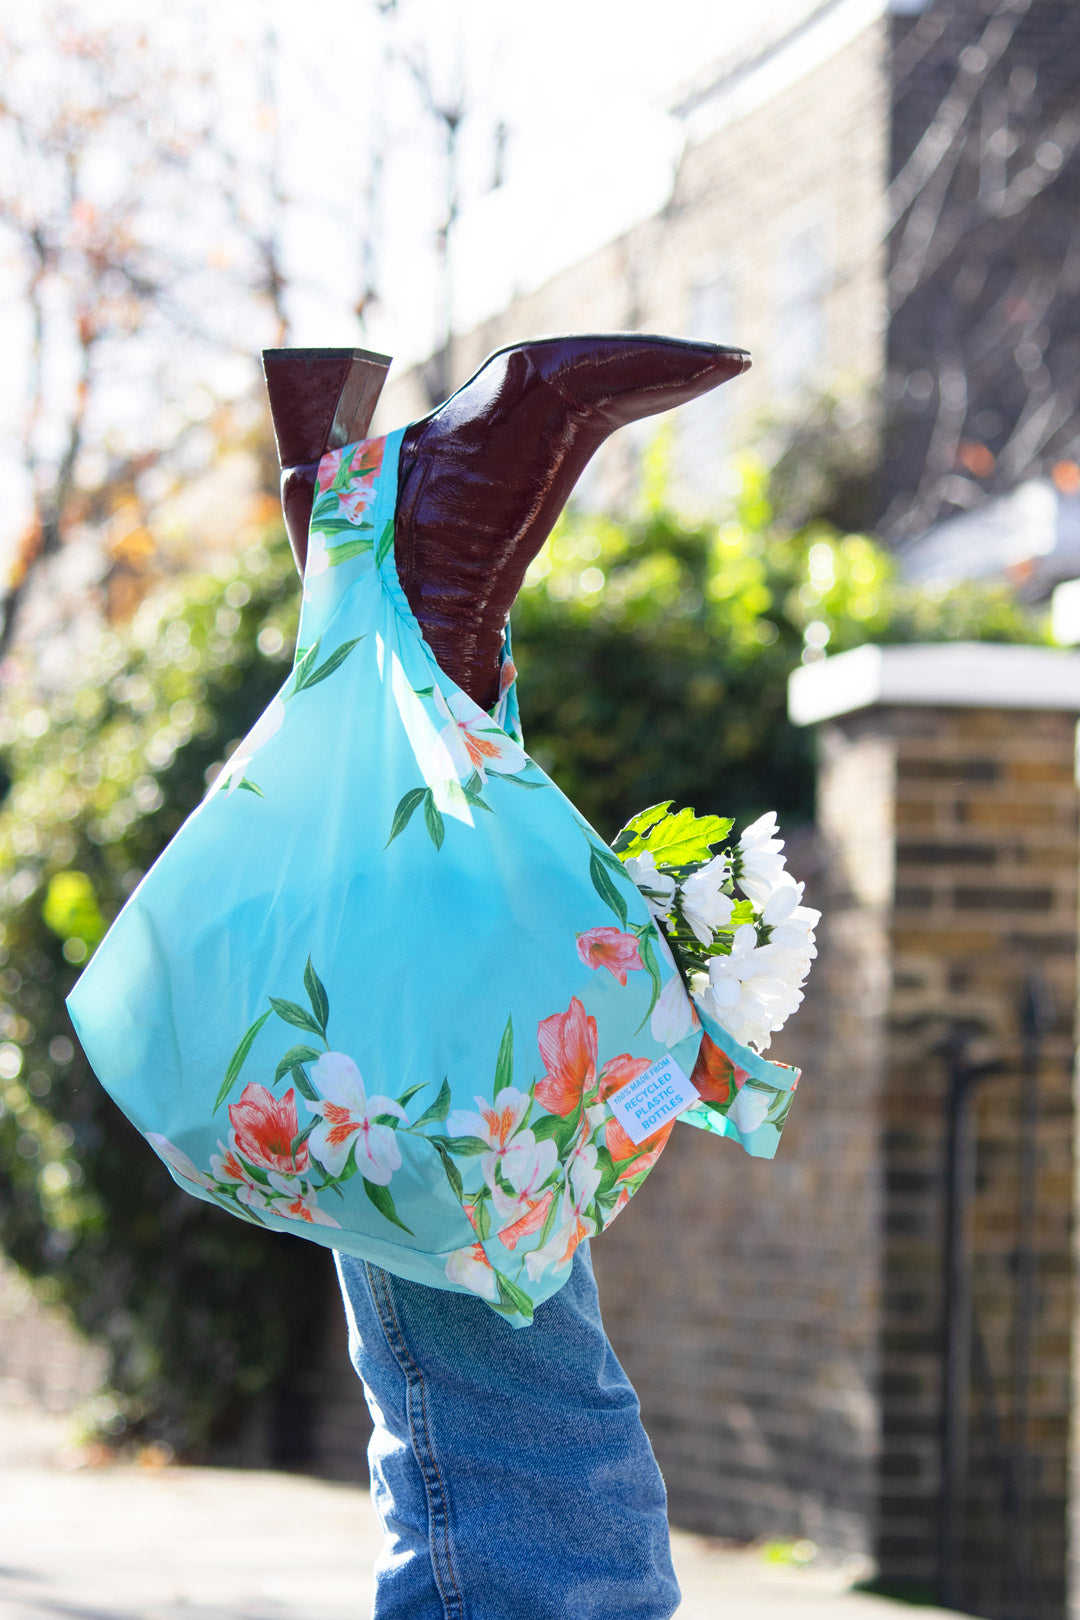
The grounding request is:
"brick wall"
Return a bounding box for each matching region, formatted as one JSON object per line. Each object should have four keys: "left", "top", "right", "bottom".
{"left": 593, "top": 653, "right": 1080, "bottom": 1618}
{"left": 875, "top": 701, "right": 1077, "bottom": 1619}
{"left": 593, "top": 741, "right": 893, "bottom": 1554}
{"left": 0, "top": 1253, "right": 106, "bottom": 1414}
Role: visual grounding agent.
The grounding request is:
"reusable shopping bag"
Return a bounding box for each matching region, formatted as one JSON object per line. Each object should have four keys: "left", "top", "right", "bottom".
{"left": 67, "top": 428, "right": 800, "bottom": 1325}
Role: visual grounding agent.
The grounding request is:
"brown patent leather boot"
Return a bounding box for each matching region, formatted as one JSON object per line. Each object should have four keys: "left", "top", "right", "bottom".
{"left": 394, "top": 334, "right": 750, "bottom": 708}
{"left": 262, "top": 346, "right": 392, "bottom": 572}
{"left": 264, "top": 334, "right": 750, "bottom": 710}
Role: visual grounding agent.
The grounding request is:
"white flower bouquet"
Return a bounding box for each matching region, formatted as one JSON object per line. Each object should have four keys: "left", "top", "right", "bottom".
{"left": 612, "top": 802, "right": 819, "bottom": 1054}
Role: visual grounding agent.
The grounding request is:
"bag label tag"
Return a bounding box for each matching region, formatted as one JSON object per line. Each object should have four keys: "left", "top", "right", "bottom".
{"left": 607, "top": 1053, "right": 700, "bottom": 1146}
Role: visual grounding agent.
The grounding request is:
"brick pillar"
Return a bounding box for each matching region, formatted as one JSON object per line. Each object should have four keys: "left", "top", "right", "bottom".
{"left": 790, "top": 643, "right": 1080, "bottom": 1620}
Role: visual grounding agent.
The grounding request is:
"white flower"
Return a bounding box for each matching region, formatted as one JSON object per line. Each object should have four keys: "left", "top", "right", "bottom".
{"left": 447, "top": 1087, "right": 557, "bottom": 1200}
{"left": 679, "top": 854, "right": 735, "bottom": 944}
{"left": 697, "top": 924, "right": 792, "bottom": 1051}
{"left": 433, "top": 685, "right": 529, "bottom": 783}
{"left": 649, "top": 933, "right": 699, "bottom": 1045}
{"left": 306, "top": 1052, "right": 407, "bottom": 1184}
{"left": 624, "top": 851, "right": 676, "bottom": 921}
{"left": 147, "top": 1134, "right": 214, "bottom": 1190}
{"left": 736, "top": 811, "right": 788, "bottom": 908}
{"left": 726, "top": 1083, "right": 773, "bottom": 1136}
{"left": 650, "top": 971, "right": 699, "bottom": 1046}
{"left": 446, "top": 1243, "right": 500, "bottom": 1302}
{"left": 762, "top": 879, "right": 820, "bottom": 973}
{"left": 266, "top": 1173, "right": 342, "bottom": 1228}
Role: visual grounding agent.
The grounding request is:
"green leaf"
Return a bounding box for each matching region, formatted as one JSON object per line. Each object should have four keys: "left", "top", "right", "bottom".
{"left": 414, "top": 1078, "right": 451, "bottom": 1127}
{"left": 292, "top": 640, "right": 319, "bottom": 686}
{"left": 590, "top": 841, "right": 634, "bottom": 885}
{"left": 473, "top": 1197, "right": 492, "bottom": 1241}
{"left": 214, "top": 1008, "right": 273, "bottom": 1111}
{"left": 636, "top": 929, "right": 664, "bottom": 1024}
{"left": 375, "top": 520, "right": 395, "bottom": 567}
{"left": 730, "top": 898, "right": 756, "bottom": 928}
{"left": 432, "top": 1139, "right": 464, "bottom": 1199}
{"left": 494, "top": 1269, "right": 534, "bottom": 1322}
{"left": 303, "top": 958, "right": 329, "bottom": 1034}
{"left": 616, "top": 804, "right": 733, "bottom": 867}
{"left": 611, "top": 802, "right": 672, "bottom": 853}
{"left": 536, "top": 1186, "right": 562, "bottom": 1248}
{"left": 462, "top": 787, "right": 493, "bottom": 814}
{"left": 363, "top": 1178, "right": 415, "bottom": 1234}
{"left": 439, "top": 1134, "right": 491, "bottom": 1157}
{"left": 531, "top": 1112, "right": 581, "bottom": 1156}
{"left": 313, "top": 517, "right": 372, "bottom": 539}
{"left": 288, "top": 1065, "right": 319, "bottom": 1102}
{"left": 327, "top": 537, "right": 375, "bottom": 565}
{"left": 464, "top": 770, "right": 483, "bottom": 796}
{"left": 493, "top": 1016, "right": 514, "bottom": 1095}
{"left": 274, "top": 1044, "right": 322, "bottom": 1081}
{"left": 423, "top": 790, "right": 445, "bottom": 851}
{"left": 269, "top": 997, "right": 325, "bottom": 1037}
{"left": 396, "top": 1080, "right": 426, "bottom": 1111}
{"left": 235, "top": 777, "right": 265, "bottom": 797}
{"left": 497, "top": 772, "right": 545, "bottom": 790}
{"left": 290, "top": 1122, "right": 318, "bottom": 1155}
{"left": 589, "top": 850, "right": 628, "bottom": 927}
{"left": 330, "top": 453, "right": 355, "bottom": 492}
{"left": 300, "top": 636, "right": 365, "bottom": 691}
{"left": 386, "top": 786, "right": 427, "bottom": 846}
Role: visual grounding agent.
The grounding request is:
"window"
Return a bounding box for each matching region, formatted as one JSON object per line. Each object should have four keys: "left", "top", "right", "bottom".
{"left": 675, "top": 273, "right": 734, "bottom": 503}
{"left": 772, "top": 214, "right": 831, "bottom": 401}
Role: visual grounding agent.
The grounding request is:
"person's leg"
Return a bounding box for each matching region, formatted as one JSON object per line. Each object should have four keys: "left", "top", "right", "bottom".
{"left": 335, "top": 1241, "right": 680, "bottom": 1620}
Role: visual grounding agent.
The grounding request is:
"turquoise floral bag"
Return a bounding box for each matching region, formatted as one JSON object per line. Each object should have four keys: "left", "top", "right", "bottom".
{"left": 67, "top": 428, "right": 807, "bottom": 1326}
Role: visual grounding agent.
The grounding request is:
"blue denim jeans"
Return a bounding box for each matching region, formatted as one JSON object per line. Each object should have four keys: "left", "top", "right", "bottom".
{"left": 335, "top": 1240, "right": 680, "bottom": 1619}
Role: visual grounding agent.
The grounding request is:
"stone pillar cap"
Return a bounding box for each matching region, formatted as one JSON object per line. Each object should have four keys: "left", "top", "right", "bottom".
{"left": 788, "top": 641, "right": 1080, "bottom": 725}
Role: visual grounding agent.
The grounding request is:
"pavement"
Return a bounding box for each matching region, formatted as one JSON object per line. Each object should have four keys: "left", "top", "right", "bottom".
{"left": 0, "top": 1403, "right": 973, "bottom": 1620}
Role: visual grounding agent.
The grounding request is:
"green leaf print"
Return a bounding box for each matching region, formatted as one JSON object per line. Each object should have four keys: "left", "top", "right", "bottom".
{"left": 438, "top": 1134, "right": 490, "bottom": 1157}
{"left": 386, "top": 786, "right": 427, "bottom": 846}
{"left": 269, "top": 997, "right": 325, "bottom": 1037}
{"left": 497, "top": 772, "right": 545, "bottom": 790}
{"left": 235, "top": 778, "right": 265, "bottom": 797}
{"left": 375, "top": 520, "right": 395, "bottom": 568}
{"left": 493, "top": 1016, "right": 514, "bottom": 1095}
{"left": 494, "top": 1270, "right": 534, "bottom": 1323}
{"left": 364, "top": 1178, "right": 415, "bottom": 1235}
{"left": 286, "top": 1064, "right": 320, "bottom": 1102}
{"left": 273, "top": 1044, "right": 323, "bottom": 1082}
{"left": 589, "top": 850, "right": 628, "bottom": 928}
{"left": 312, "top": 516, "right": 372, "bottom": 539}
{"left": 461, "top": 786, "right": 493, "bottom": 814}
{"left": 214, "top": 1008, "right": 273, "bottom": 1111}
{"left": 414, "top": 1078, "right": 451, "bottom": 1127}
{"left": 296, "top": 636, "right": 365, "bottom": 692}
{"left": 396, "top": 1080, "right": 427, "bottom": 1111}
{"left": 431, "top": 1137, "right": 464, "bottom": 1200}
{"left": 635, "top": 928, "right": 664, "bottom": 1027}
{"left": 303, "top": 958, "right": 329, "bottom": 1035}
{"left": 293, "top": 641, "right": 319, "bottom": 686}
{"left": 327, "top": 538, "right": 375, "bottom": 565}
{"left": 423, "top": 790, "right": 445, "bottom": 851}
